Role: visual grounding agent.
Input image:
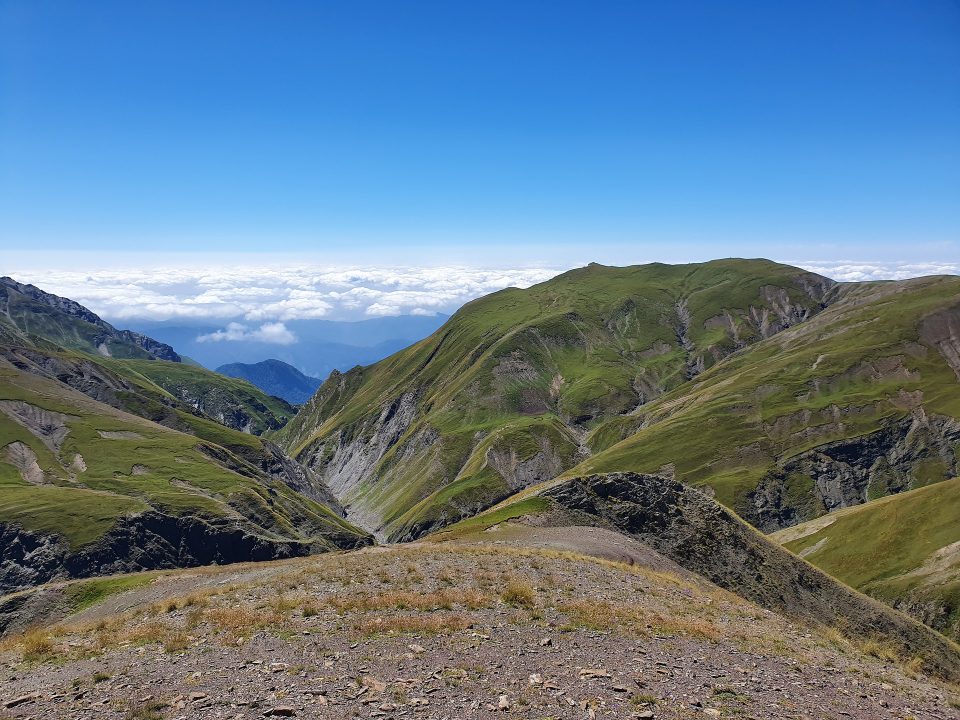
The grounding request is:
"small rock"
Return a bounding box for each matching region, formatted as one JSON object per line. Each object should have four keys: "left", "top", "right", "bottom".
{"left": 498, "top": 694, "right": 510, "bottom": 710}
{"left": 703, "top": 710, "right": 721, "bottom": 718}
{"left": 528, "top": 673, "right": 543, "bottom": 685}
{"left": 3, "top": 693, "right": 39, "bottom": 709}
{"left": 266, "top": 707, "right": 296, "bottom": 717}
{"left": 579, "top": 668, "right": 612, "bottom": 679}
{"left": 538, "top": 637, "right": 552, "bottom": 647}
{"left": 189, "top": 692, "right": 207, "bottom": 702}
{"left": 408, "top": 644, "right": 425, "bottom": 654}
{"left": 636, "top": 712, "right": 654, "bottom": 719}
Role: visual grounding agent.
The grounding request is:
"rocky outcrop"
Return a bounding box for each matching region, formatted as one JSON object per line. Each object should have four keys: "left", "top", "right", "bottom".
{"left": 0, "top": 276, "right": 180, "bottom": 361}
{"left": 0, "top": 509, "right": 371, "bottom": 599}
{"left": 539, "top": 472, "right": 960, "bottom": 679}
{"left": 749, "top": 414, "right": 960, "bottom": 531}
{"left": 300, "top": 391, "right": 423, "bottom": 500}
{"left": 920, "top": 305, "right": 960, "bottom": 380}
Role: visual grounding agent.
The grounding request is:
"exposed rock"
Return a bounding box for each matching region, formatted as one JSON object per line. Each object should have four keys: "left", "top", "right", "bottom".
{"left": 749, "top": 414, "right": 960, "bottom": 531}
{"left": 0, "top": 508, "right": 370, "bottom": 602}
{"left": 0, "top": 400, "right": 75, "bottom": 454}
{"left": 920, "top": 305, "right": 960, "bottom": 380}
{"left": 540, "top": 471, "right": 960, "bottom": 679}
{"left": 3, "top": 442, "right": 46, "bottom": 485}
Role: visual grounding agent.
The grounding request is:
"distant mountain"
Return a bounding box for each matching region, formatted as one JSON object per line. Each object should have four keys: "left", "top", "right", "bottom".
{"left": 127, "top": 315, "right": 448, "bottom": 380}
{"left": 217, "top": 359, "right": 322, "bottom": 404}
{"left": 1, "top": 277, "right": 180, "bottom": 361}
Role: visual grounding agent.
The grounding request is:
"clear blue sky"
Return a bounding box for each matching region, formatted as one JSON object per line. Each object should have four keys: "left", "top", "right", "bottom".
{"left": 1, "top": 0, "right": 958, "bottom": 265}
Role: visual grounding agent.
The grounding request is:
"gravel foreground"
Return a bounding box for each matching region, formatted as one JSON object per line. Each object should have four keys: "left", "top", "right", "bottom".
{"left": 1, "top": 536, "right": 958, "bottom": 720}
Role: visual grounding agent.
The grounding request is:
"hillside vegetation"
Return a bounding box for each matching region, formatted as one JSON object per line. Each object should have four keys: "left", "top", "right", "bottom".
{"left": 772, "top": 477, "right": 960, "bottom": 642}
{"left": 279, "top": 259, "right": 838, "bottom": 539}
{"left": 0, "top": 361, "right": 370, "bottom": 594}
{"left": 0, "top": 281, "right": 371, "bottom": 594}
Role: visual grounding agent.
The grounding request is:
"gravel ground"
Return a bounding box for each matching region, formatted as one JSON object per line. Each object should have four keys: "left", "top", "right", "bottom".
{"left": 1, "top": 531, "right": 958, "bottom": 720}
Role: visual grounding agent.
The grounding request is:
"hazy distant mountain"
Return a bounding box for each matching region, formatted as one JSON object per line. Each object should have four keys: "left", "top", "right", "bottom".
{"left": 127, "top": 315, "right": 448, "bottom": 379}
{"left": 217, "top": 359, "right": 322, "bottom": 404}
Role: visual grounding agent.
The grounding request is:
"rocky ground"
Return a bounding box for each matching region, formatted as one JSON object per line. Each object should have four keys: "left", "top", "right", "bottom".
{"left": 0, "top": 527, "right": 958, "bottom": 720}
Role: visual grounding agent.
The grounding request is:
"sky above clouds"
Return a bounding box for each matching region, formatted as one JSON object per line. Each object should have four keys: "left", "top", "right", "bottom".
{"left": 1, "top": 1, "right": 958, "bottom": 269}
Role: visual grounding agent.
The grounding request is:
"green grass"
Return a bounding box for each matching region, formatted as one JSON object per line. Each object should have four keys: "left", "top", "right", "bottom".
{"left": 775, "top": 478, "right": 960, "bottom": 590}
{"left": 64, "top": 573, "right": 157, "bottom": 612}
{"left": 0, "top": 362, "right": 367, "bottom": 550}
{"left": 109, "top": 358, "right": 295, "bottom": 434}
{"left": 430, "top": 496, "right": 552, "bottom": 539}
{"left": 772, "top": 477, "right": 960, "bottom": 640}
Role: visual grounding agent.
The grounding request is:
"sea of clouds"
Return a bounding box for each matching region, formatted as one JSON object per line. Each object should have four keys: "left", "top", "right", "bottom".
{"left": 5, "top": 260, "right": 957, "bottom": 345}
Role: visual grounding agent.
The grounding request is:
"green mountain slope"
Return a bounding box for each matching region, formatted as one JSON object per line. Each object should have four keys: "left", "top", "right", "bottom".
{"left": 278, "top": 259, "right": 837, "bottom": 539}
{"left": 0, "top": 359, "right": 371, "bottom": 595}
{"left": 0, "top": 277, "right": 180, "bottom": 361}
{"left": 771, "top": 477, "right": 960, "bottom": 642}
{"left": 564, "top": 274, "right": 960, "bottom": 527}
{"left": 0, "top": 278, "right": 296, "bottom": 435}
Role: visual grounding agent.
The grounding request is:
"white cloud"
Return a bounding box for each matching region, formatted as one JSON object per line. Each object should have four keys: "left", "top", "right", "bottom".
{"left": 197, "top": 322, "right": 297, "bottom": 345}
{"left": 5, "top": 260, "right": 957, "bottom": 325}
{"left": 792, "top": 261, "right": 960, "bottom": 282}
{"left": 3, "top": 264, "right": 562, "bottom": 322}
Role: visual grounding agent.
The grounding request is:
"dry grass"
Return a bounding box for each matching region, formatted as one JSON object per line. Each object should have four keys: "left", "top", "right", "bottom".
{"left": 15, "top": 629, "right": 56, "bottom": 662}
{"left": 328, "top": 588, "right": 492, "bottom": 613}
{"left": 354, "top": 612, "right": 476, "bottom": 636}
{"left": 560, "top": 600, "right": 724, "bottom": 641}
{"left": 205, "top": 606, "right": 284, "bottom": 636}
{"left": 500, "top": 579, "right": 536, "bottom": 608}
{"left": 859, "top": 638, "right": 899, "bottom": 663}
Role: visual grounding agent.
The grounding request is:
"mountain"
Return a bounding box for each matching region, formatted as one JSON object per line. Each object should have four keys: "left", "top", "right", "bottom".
{"left": 216, "top": 359, "right": 322, "bottom": 404}
{"left": 0, "top": 284, "right": 297, "bottom": 436}
{"left": 128, "top": 315, "right": 449, "bottom": 379}
{"left": 1, "top": 277, "right": 180, "bottom": 361}
{"left": 2, "top": 261, "right": 960, "bottom": 704}
{"left": 772, "top": 477, "right": 960, "bottom": 642}
{"left": 277, "top": 259, "right": 839, "bottom": 539}
{"left": 0, "top": 282, "right": 371, "bottom": 594}
{"left": 567, "top": 272, "right": 960, "bottom": 528}
{"left": 275, "top": 258, "right": 960, "bottom": 643}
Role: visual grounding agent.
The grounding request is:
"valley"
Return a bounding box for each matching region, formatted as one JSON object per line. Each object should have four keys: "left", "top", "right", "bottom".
{"left": 2, "top": 260, "right": 960, "bottom": 718}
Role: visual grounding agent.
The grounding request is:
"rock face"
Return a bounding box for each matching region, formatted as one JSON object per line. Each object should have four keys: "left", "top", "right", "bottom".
{"left": 0, "top": 276, "right": 180, "bottom": 361}
{"left": 749, "top": 414, "right": 960, "bottom": 531}
{"left": 539, "top": 471, "right": 960, "bottom": 679}
{"left": 0, "top": 510, "right": 370, "bottom": 600}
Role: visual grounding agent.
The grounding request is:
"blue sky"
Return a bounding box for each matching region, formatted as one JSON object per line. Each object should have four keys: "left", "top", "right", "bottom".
{"left": 1, "top": 0, "right": 958, "bottom": 267}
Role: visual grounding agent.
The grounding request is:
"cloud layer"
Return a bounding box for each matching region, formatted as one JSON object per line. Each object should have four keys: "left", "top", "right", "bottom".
{"left": 5, "top": 261, "right": 956, "bottom": 346}
{"left": 5, "top": 265, "right": 563, "bottom": 324}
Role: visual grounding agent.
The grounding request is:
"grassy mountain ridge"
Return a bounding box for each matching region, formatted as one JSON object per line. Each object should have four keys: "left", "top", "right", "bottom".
{"left": 0, "top": 277, "right": 180, "bottom": 361}
{"left": 0, "top": 280, "right": 372, "bottom": 593}
{"left": 772, "top": 477, "right": 960, "bottom": 641}
{"left": 561, "top": 274, "right": 960, "bottom": 523}
{"left": 278, "top": 259, "right": 838, "bottom": 539}
{"left": 432, "top": 470, "right": 960, "bottom": 679}
{"left": 0, "top": 359, "right": 370, "bottom": 595}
